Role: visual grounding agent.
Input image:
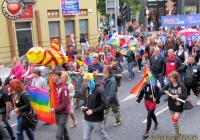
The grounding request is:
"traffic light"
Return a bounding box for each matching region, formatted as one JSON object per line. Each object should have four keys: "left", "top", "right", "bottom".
{"left": 121, "top": 5, "right": 127, "bottom": 20}
{"left": 126, "top": 5, "right": 130, "bottom": 21}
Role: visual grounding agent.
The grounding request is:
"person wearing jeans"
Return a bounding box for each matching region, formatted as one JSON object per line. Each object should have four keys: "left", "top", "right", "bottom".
{"left": 125, "top": 50, "right": 136, "bottom": 80}
{"left": 16, "top": 116, "right": 35, "bottom": 140}
{"left": 81, "top": 73, "right": 109, "bottom": 140}
{"left": 9, "top": 79, "right": 35, "bottom": 140}
{"left": 50, "top": 70, "right": 71, "bottom": 140}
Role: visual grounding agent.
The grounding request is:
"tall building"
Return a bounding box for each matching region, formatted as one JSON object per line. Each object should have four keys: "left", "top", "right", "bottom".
{"left": 140, "top": 0, "right": 200, "bottom": 30}
{"left": 0, "top": 0, "right": 98, "bottom": 65}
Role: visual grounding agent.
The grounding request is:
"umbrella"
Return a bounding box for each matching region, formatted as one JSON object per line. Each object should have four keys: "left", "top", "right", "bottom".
{"left": 26, "top": 46, "right": 68, "bottom": 66}
{"left": 178, "top": 29, "right": 200, "bottom": 37}
{"left": 139, "top": 32, "right": 152, "bottom": 37}
{"left": 105, "top": 39, "right": 120, "bottom": 46}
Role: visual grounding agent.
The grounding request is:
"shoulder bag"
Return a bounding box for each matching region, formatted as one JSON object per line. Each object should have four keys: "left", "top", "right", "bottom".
{"left": 19, "top": 91, "right": 38, "bottom": 129}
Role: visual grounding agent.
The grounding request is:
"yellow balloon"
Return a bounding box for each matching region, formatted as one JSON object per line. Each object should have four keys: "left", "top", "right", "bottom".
{"left": 26, "top": 47, "right": 68, "bottom": 66}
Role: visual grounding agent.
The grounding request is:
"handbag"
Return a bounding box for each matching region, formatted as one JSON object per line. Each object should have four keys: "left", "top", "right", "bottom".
{"left": 183, "top": 100, "right": 193, "bottom": 110}
{"left": 21, "top": 108, "right": 38, "bottom": 129}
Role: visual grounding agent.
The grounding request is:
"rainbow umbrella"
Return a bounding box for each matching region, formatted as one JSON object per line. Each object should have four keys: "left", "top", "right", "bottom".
{"left": 105, "top": 39, "right": 119, "bottom": 46}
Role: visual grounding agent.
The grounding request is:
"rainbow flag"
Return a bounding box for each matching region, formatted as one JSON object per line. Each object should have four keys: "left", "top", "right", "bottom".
{"left": 146, "top": 66, "right": 155, "bottom": 86}
{"left": 130, "top": 66, "right": 148, "bottom": 94}
{"left": 27, "top": 86, "right": 56, "bottom": 124}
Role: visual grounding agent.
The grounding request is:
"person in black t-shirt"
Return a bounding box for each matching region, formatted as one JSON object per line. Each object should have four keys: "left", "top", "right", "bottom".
{"left": 0, "top": 78, "right": 15, "bottom": 140}
{"left": 136, "top": 74, "right": 160, "bottom": 139}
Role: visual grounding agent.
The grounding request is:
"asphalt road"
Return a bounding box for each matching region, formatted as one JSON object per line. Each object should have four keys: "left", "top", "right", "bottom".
{"left": 8, "top": 64, "right": 200, "bottom": 140}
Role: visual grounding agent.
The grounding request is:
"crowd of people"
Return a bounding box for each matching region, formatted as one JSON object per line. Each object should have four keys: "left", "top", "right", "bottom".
{"left": 0, "top": 24, "right": 200, "bottom": 140}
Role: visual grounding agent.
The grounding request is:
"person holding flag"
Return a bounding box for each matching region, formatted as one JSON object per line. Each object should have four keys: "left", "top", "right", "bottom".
{"left": 135, "top": 66, "right": 160, "bottom": 139}
{"left": 160, "top": 71, "right": 188, "bottom": 136}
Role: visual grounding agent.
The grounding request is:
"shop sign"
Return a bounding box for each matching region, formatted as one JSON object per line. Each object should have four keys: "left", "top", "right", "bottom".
{"left": 1, "top": 0, "right": 26, "bottom": 20}
{"left": 61, "top": 0, "right": 80, "bottom": 16}
{"left": 20, "top": 5, "right": 34, "bottom": 19}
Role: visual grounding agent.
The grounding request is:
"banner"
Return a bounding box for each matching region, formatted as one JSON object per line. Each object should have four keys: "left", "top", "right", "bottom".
{"left": 161, "top": 14, "right": 200, "bottom": 27}
{"left": 61, "top": 0, "right": 80, "bottom": 15}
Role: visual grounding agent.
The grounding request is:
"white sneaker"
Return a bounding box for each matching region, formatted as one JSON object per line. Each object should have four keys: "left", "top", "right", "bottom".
{"left": 138, "top": 70, "right": 141, "bottom": 72}
{"left": 196, "top": 100, "right": 200, "bottom": 106}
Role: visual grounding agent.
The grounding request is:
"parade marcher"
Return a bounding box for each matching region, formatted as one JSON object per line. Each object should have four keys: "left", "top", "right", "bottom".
{"left": 162, "top": 49, "right": 182, "bottom": 101}
{"left": 178, "top": 55, "right": 200, "bottom": 105}
{"left": 150, "top": 47, "right": 165, "bottom": 88}
{"left": 103, "top": 66, "right": 122, "bottom": 126}
{"left": 0, "top": 78, "right": 15, "bottom": 140}
{"left": 9, "top": 56, "right": 23, "bottom": 81}
{"left": 81, "top": 73, "right": 109, "bottom": 140}
{"left": 191, "top": 40, "right": 200, "bottom": 62}
{"left": 160, "top": 71, "right": 188, "bottom": 136}
{"left": 117, "top": 15, "right": 122, "bottom": 33}
{"left": 69, "top": 34, "right": 75, "bottom": 47}
{"left": 110, "top": 57, "right": 122, "bottom": 94}
{"left": 61, "top": 72, "right": 77, "bottom": 128}
{"left": 31, "top": 68, "right": 48, "bottom": 89}
{"left": 164, "top": 35, "right": 175, "bottom": 56}
{"left": 136, "top": 43, "right": 144, "bottom": 72}
{"left": 49, "top": 70, "right": 71, "bottom": 140}
{"left": 9, "top": 79, "right": 35, "bottom": 140}
{"left": 80, "top": 33, "right": 88, "bottom": 57}
{"left": 175, "top": 44, "right": 188, "bottom": 82}
{"left": 66, "top": 44, "right": 78, "bottom": 61}
{"left": 88, "top": 53, "right": 104, "bottom": 73}
{"left": 0, "top": 116, "right": 12, "bottom": 140}
{"left": 124, "top": 48, "right": 136, "bottom": 80}
{"left": 136, "top": 74, "right": 160, "bottom": 139}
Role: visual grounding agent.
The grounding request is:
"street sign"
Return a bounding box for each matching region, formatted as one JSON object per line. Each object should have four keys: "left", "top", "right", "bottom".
{"left": 106, "top": 0, "right": 119, "bottom": 15}
{"left": 109, "top": 18, "right": 114, "bottom": 26}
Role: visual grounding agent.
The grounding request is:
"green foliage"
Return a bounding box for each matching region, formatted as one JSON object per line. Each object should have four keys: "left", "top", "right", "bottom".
{"left": 97, "top": 0, "right": 141, "bottom": 20}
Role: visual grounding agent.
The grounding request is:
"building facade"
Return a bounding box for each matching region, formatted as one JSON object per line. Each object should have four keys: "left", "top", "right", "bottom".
{"left": 140, "top": 0, "right": 200, "bottom": 31}
{"left": 0, "top": 0, "right": 98, "bottom": 65}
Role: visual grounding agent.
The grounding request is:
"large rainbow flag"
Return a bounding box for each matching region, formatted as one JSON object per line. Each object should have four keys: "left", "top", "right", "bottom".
{"left": 130, "top": 65, "right": 154, "bottom": 94}
{"left": 27, "top": 86, "right": 57, "bottom": 124}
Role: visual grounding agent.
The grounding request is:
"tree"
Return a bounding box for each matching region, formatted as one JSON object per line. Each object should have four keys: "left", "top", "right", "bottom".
{"left": 97, "top": 0, "right": 141, "bottom": 20}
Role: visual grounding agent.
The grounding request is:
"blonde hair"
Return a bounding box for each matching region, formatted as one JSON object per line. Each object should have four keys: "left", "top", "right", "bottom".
{"left": 70, "top": 34, "right": 74, "bottom": 38}
{"left": 11, "top": 56, "right": 20, "bottom": 68}
{"left": 62, "top": 71, "right": 71, "bottom": 83}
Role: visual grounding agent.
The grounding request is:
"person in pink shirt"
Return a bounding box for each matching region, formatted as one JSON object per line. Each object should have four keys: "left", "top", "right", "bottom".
{"left": 9, "top": 56, "right": 23, "bottom": 81}
{"left": 22, "top": 61, "right": 36, "bottom": 85}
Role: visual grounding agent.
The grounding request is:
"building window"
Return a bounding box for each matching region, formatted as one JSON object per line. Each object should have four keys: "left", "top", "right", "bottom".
{"left": 79, "top": 19, "right": 87, "bottom": 34}
{"left": 65, "top": 21, "right": 74, "bottom": 36}
{"left": 185, "top": 6, "right": 197, "bottom": 14}
{"left": 48, "top": 22, "right": 60, "bottom": 38}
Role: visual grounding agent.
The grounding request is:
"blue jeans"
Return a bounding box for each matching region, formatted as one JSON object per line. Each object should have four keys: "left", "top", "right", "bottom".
{"left": 82, "top": 119, "right": 109, "bottom": 140}
{"left": 118, "top": 26, "right": 122, "bottom": 33}
{"left": 128, "top": 61, "right": 135, "bottom": 79}
{"left": 117, "top": 57, "right": 123, "bottom": 71}
{"left": 152, "top": 73, "right": 165, "bottom": 88}
{"left": 0, "top": 114, "right": 15, "bottom": 139}
{"left": 16, "top": 116, "right": 35, "bottom": 140}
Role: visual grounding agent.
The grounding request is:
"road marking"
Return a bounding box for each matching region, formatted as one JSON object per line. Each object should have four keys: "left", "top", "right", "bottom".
{"left": 121, "top": 94, "right": 137, "bottom": 103}
{"left": 122, "top": 70, "right": 128, "bottom": 73}
{"left": 11, "top": 123, "right": 17, "bottom": 127}
{"left": 142, "top": 106, "right": 169, "bottom": 123}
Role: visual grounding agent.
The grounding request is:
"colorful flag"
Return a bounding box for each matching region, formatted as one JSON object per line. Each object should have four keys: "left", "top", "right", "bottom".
{"left": 50, "top": 39, "right": 59, "bottom": 52}
{"left": 27, "top": 86, "right": 56, "bottom": 124}
{"left": 146, "top": 66, "right": 155, "bottom": 86}
{"left": 49, "top": 73, "right": 60, "bottom": 108}
{"left": 130, "top": 66, "right": 148, "bottom": 94}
